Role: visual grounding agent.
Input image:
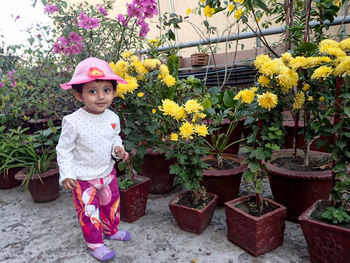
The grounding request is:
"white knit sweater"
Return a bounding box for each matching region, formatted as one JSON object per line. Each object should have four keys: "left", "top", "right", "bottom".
{"left": 56, "top": 108, "right": 124, "bottom": 185}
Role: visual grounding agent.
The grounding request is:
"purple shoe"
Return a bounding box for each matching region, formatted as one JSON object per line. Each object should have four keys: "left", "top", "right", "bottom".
{"left": 104, "top": 230, "right": 131, "bottom": 241}
{"left": 90, "top": 245, "right": 116, "bottom": 261}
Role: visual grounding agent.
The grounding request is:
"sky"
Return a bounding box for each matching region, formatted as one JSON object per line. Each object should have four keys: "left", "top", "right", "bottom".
{"left": 0, "top": 0, "right": 52, "bottom": 47}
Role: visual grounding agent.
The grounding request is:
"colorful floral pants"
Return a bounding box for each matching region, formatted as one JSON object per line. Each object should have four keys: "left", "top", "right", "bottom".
{"left": 71, "top": 169, "right": 120, "bottom": 249}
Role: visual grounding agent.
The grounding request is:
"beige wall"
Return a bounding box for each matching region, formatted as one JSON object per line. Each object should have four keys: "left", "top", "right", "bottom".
{"left": 67, "top": 0, "right": 349, "bottom": 60}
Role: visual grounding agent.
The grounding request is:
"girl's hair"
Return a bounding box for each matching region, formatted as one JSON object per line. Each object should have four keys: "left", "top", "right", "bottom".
{"left": 72, "top": 80, "right": 117, "bottom": 93}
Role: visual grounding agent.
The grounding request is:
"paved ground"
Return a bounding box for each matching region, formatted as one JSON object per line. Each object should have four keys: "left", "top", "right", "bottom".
{"left": 0, "top": 177, "right": 311, "bottom": 263}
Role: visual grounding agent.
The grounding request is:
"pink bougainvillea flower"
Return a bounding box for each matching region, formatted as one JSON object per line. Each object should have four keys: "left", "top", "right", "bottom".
{"left": 53, "top": 42, "right": 62, "bottom": 54}
{"left": 87, "top": 67, "right": 105, "bottom": 78}
{"left": 0, "top": 83, "right": 4, "bottom": 88}
{"left": 78, "top": 12, "right": 99, "bottom": 29}
{"left": 45, "top": 4, "right": 60, "bottom": 14}
{"left": 127, "top": 3, "right": 142, "bottom": 18}
{"left": 90, "top": 18, "right": 99, "bottom": 29}
{"left": 116, "top": 14, "right": 128, "bottom": 26}
{"left": 97, "top": 5, "right": 108, "bottom": 16}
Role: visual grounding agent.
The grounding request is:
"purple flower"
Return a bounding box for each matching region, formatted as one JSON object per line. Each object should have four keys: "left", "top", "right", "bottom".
{"left": 53, "top": 42, "right": 62, "bottom": 54}
{"left": 116, "top": 14, "right": 128, "bottom": 26}
{"left": 127, "top": 3, "right": 142, "bottom": 18}
{"left": 90, "top": 18, "right": 99, "bottom": 29}
{"left": 139, "top": 23, "right": 149, "bottom": 38}
{"left": 97, "top": 5, "right": 108, "bottom": 16}
{"left": 0, "top": 82, "right": 4, "bottom": 88}
{"left": 78, "top": 12, "right": 99, "bottom": 29}
{"left": 45, "top": 4, "right": 60, "bottom": 14}
{"left": 58, "top": 36, "right": 68, "bottom": 47}
{"left": 68, "top": 31, "right": 83, "bottom": 43}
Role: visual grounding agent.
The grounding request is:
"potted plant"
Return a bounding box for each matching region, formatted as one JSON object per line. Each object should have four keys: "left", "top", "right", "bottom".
{"left": 227, "top": 78, "right": 287, "bottom": 256}
{"left": 298, "top": 38, "right": 350, "bottom": 263}
{"left": 2, "top": 127, "right": 60, "bottom": 202}
{"left": 260, "top": 41, "right": 342, "bottom": 221}
{"left": 117, "top": 158, "right": 151, "bottom": 223}
{"left": 199, "top": 88, "right": 247, "bottom": 205}
{"left": 110, "top": 51, "right": 179, "bottom": 193}
{"left": 156, "top": 98, "right": 218, "bottom": 234}
{"left": 0, "top": 126, "right": 29, "bottom": 189}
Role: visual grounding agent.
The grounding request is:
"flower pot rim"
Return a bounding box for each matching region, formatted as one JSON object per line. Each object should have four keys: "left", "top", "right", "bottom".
{"left": 15, "top": 163, "right": 59, "bottom": 181}
{"left": 298, "top": 199, "right": 350, "bottom": 233}
{"left": 118, "top": 174, "right": 151, "bottom": 192}
{"left": 169, "top": 190, "right": 218, "bottom": 212}
{"left": 202, "top": 154, "right": 247, "bottom": 176}
{"left": 264, "top": 149, "right": 332, "bottom": 179}
{"left": 224, "top": 194, "right": 287, "bottom": 221}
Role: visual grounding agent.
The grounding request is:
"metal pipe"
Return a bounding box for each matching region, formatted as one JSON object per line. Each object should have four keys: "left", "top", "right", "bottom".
{"left": 140, "top": 15, "right": 350, "bottom": 54}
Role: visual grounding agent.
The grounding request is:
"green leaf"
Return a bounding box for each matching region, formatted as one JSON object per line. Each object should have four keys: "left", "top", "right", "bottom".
{"left": 202, "top": 98, "right": 212, "bottom": 109}
{"left": 344, "top": 107, "right": 350, "bottom": 118}
{"left": 248, "top": 161, "right": 261, "bottom": 173}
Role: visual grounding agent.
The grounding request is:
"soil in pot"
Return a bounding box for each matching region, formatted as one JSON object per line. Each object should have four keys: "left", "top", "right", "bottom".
{"left": 176, "top": 191, "right": 214, "bottom": 209}
{"left": 236, "top": 196, "right": 276, "bottom": 217}
{"left": 271, "top": 154, "right": 332, "bottom": 172}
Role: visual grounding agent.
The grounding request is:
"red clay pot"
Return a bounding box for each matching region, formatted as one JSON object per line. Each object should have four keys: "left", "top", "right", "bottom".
{"left": 283, "top": 120, "right": 334, "bottom": 152}
{"left": 200, "top": 154, "right": 246, "bottom": 205}
{"left": 119, "top": 175, "right": 150, "bottom": 223}
{"left": 299, "top": 200, "right": 350, "bottom": 263}
{"left": 16, "top": 166, "right": 60, "bottom": 203}
{"left": 169, "top": 191, "right": 218, "bottom": 234}
{"left": 140, "top": 149, "right": 175, "bottom": 194}
{"left": 0, "top": 168, "right": 22, "bottom": 189}
{"left": 225, "top": 195, "right": 287, "bottom": 257}
{"left": 265, "top": 149, "right": 332, "bottom": 221}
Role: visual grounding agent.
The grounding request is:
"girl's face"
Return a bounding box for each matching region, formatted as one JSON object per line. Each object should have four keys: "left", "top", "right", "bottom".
{"left": 73, "top": 80, "right": 116, "bottom": 114}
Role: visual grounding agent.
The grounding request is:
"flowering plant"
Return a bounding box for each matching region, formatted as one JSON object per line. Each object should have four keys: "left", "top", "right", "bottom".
{"left": 156, "top": 98, "right": 210, "bottom": 206}
{"left": 110, "top": 51, "right": 177, "bottom": 170}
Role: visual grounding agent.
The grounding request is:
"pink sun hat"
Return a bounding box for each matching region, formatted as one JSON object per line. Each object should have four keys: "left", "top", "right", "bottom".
{"left": 60, "top": 57, "right": 127, "bottom": 90}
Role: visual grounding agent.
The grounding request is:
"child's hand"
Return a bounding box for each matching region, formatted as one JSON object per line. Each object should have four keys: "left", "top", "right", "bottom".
{"left": 115, "top": 146, "right": 129, "bottom": 162}
{"left": 63, "top": 178, "right": 77, "bottom": 190}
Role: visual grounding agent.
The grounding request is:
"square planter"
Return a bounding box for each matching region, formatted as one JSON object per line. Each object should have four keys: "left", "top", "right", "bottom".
{"left": 119, "top": 175, "right": 151, "bottom": 223}
{"left": 169, "top": 191, "right": 218, "bottom": 234}
{"left": 225, "top": 195, "right": 287, "bottom": 256}
{"left": 299, "top": 200, "right": 350, "bottom": 263}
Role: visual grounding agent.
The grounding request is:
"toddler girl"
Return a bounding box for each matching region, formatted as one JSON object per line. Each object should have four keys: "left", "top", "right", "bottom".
{"left": 56, "top": 57, "right": 130, "bottom": 261}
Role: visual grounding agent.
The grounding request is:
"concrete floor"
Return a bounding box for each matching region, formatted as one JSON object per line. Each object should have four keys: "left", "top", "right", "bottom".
{"left": 0, "top": 179, "right": 311, "bottom": 263}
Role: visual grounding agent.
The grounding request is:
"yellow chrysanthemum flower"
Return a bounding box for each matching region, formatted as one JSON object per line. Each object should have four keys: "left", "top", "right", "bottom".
{"left": 132, "top": 60, "right": 148, "bottom": 77}
{"left": 258, "top": 75, "right": 271, "bottom": 87}
{"left": 311, "top": 66, "right": 333, "bottom": 80}
{"left": 200, "top": 0, "right": 205, "bottom": 3}
{"left": 340, "top": 38, "right": 350, "bottom": 51}
{"left": 290, "top": 56, "right": 309, "bottom": 70}
{"left": 234, "top": 88, "right": 256, "bottom": 104}
{"left": 179, "top": 121, "right": 194, "bottom": 139}
{"left": 184, "top": 99, "right": 203, "bottom": 114}
{"left": 122, "top": 51, "right": 133, "bottom": 59}
{"left": 170, "top": 133, "right": 178, "bottom": 141}
{"left": 148, "top": 38, "right": 160, "bottom": 47}
{"left": 293, "top": 92, "right": 305, "bottom": 110}
{"left": 281, "top": 52, "right": 293, "bottom": 64}
{"left": 308, "top": 96, "right": 313, "bottom": 101}
{"left": 195, "top": 124, "right": 209, "bottom": 137}
{"left": 143, "top": 59, "right": 160, "bottom": 70}
{"left": 116, "top": 76, "right": 139, "bottom": 99}
{"left": 192, "top": 112, "right": 206, "bottom": 123}
{"left": 186, "top": 8, "right": 192, "bottom": 15}
{"left": 162, "top": 74, "right": 176, "bottom": 87}
{"left": 137, "top": 92, "right": 144, "bottom": 97}
{"left": 321, "top": 47, "right": 347, "bottom": 57}
{"left": 159, "top": 99, "right": 186, "bottom": 120}
{"left": 159, "top": 64, "right": 170, "bottom": 77}
{"left": 333, "top": 56, "right": 350, "bottom": 77}
{"left": 234, "top": 9, "right": 243, "bottom": 19}
{"left": 257, "top": 91, "right": 278, "bottom": 111}
{"left": 319, "top": 39, "right": 339, "bottom": 49}
{"left": 203, "top": 5, "right": 215, "bottom": 17}
{"left": 152, "top": 109, "right": 157, "bottom": 114}
{"left": 319, "top": 96, "right": 325, "bottom": 102}
{"left": 111, "top": 60, "right": 128, "bottom": 78}
{"left": 259, "top": 58, "right": 286, "bottom": 77}
{"left": 302, "top": 83, "right": 310, "bottom": 91}
{"left": 254, "top": 54, "right": 271, "bottom": 70}
{"left": 277, "top": 68, "right": 298, "bottom": 92}
{"left": 228, "top": 4, "right": 234, "bottom": 12}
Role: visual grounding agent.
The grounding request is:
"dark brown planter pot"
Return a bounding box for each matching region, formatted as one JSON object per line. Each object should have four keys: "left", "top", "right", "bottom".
{"left": 299, "top": 200, "right": 350, "bottom": 263}
{"left": 0, "top": 168, "right": 22, "bottom": 189}
{"left": 169, "top": 191, "right": 218, "bottom": 234}
{"left": 283, "top": 120, "right": 334, "bottom": 152}
{"left": 15, "top": 167, "right": 60, "bottom": 203}
{"left": 200, "top": 154, "right": 247, "bottom": 206}
{"left": 119, "top": 175, "right": 151, "bottom": 223}
{"left": 265, "top": 149, "right": 332, "bottom": 221}
{"left": 190, "top": 53, "right": 209, "bottom": 67}
{"left": 140, "top": 149, "right": 176, "bottom": 194}
{"left": 224, "top": 195, "right": 287, "bottom": 257}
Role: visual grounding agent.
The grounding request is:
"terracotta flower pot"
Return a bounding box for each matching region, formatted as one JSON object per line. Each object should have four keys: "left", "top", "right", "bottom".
{"left": 15, "top": 166, "right": 60, "bottom": 203}
{"left": 140, "top": 149, "right": 176, "bottom": 194}
{"left": 265, "top": 149, "right": 332, "bottom": 221}
{"left": 169, "top": 191, "right": 218, "bottom": 234}
{"left": 299, "top": 200, "right": 350, "bottom": 263}
{"left": 0, "top": 167, "right": 22, "bottom": 189}
{"left": 190, "top": 53, "right": 209, "bottom": 67}
{"left": 200, "top": 154, "right": 247, "bottom": 205}
{"left": 119, "top": 175, "right": 151, "bottom": 223}
{"left": 224, "top": 195, "right": 287, "bottom": 257}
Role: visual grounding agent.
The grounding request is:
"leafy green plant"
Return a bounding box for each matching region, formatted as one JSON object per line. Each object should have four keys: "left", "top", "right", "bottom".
{"left": 318, "top": 206, "right": 350, "bottom": 224}
{"left": 117, "top": 159, "right": 136, "bottom": 190}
